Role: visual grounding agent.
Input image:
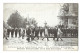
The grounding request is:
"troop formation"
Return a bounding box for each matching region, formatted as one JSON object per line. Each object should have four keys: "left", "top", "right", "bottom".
{"left": 3, "top": 26, "right": 78, "bottom": 42}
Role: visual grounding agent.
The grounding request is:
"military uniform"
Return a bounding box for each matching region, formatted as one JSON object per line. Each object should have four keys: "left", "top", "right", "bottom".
{"left": 26, "top": 28, "right": 31, "bottom": 42}
{"left": 35, "top": 27, "right": 39, "bottom": 39}
{"left": 15, "top": 28, "right": 18, "bottom": 37}
{"left": 11, "top": 29, "right": 14, "bottom": 37}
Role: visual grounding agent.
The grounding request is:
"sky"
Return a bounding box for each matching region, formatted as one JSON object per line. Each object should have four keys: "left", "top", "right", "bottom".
{"left": 3, "top": 3, "right": 62, "bottom": 27}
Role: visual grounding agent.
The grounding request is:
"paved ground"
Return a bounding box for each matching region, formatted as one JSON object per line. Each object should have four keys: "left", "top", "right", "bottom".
{"left": 3, "top": 37, "right": 78, "bottom": 46}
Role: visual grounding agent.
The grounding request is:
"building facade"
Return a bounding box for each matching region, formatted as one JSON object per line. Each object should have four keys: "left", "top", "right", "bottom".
{"left": 58, "top": 3, "right": 78, "bottom": 29}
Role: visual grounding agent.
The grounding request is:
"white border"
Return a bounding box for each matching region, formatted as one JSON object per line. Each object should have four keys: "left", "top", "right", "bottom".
{"left": 0, "top": 0, "right": 80, "bottom": 53}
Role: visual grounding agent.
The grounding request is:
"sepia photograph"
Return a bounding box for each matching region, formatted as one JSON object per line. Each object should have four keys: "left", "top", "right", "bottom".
{"left": 3, "top": 3, "right": 78, "bottom": 51}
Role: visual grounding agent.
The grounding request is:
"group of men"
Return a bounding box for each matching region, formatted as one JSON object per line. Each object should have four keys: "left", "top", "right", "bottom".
{"left": 3, "top": 27, "right": 58, "bottom": 41}
{"left": 3, "top": 26, "right": 78, "bottom": 42}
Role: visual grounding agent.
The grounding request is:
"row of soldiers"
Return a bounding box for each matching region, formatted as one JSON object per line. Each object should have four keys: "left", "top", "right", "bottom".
{"left": 3, "top": 27, "right": 78, "bottom": 41}
{"left": 61, "top": 28, "right": 78, "bottom": 37}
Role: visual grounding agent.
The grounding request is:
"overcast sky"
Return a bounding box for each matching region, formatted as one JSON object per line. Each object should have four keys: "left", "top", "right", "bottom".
{"left": 3, "top": 3, "right": 62, "bottom": 27}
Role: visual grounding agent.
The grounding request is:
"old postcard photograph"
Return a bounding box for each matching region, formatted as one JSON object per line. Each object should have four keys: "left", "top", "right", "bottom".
{"left": 3, "top": 3, "right": 78, "bottom": 51}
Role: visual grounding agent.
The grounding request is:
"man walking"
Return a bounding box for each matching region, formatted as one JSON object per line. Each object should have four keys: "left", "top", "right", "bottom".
{"left": 57, "top": 27, "right": 63, "bottom": 41}
{"left": 42, "top": 27, "right": 49, "bottom": 41}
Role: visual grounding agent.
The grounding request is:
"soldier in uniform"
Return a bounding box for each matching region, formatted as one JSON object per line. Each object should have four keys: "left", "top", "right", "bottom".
{"left": 57, "top": 27, "right": 63, "bottom": 41}
{"left": 53, "top": 28, "right": 57, "bottom": 40}
{"left": 26, "top": 28, "right": 28, "bottom": 37}
{"left": 31, "top": 27, "right": 35, "bottom": 40}
{"left": 15, "top": 28, "right": 18, "bottom": 37}
{"left": 71, "top": 28, "right": 74, "bottom": 37}
{"left": 26, "top": 27, "right": 32, "bottom": 42}
{"left": 34, "top": 27, "right": 39, "bottom": 40}
{"left": 73, "top": 28, "right": 77, "bottom": 37}
{"left": 75, "top": 28, "right": 78, "bottom": 37}
{"left": 42, "top": 27, "right": 49, "bottom": 41}
{"left": 19, "top": 28, "right": 23, "bottom": 38}
{"left": 22, "top": 29, "right": 25, "bottom": 39}
{"left": 11, "top": 28, "right": 14, "bottom": 38}
{"left": 50, "top": 27, "right": 54, "bottom": 39}
{"left": 48, "top": 27, "right": 51, "bottom": 37}
{"left": 3, "top": 28, "right": 8, "bottom": 40}
{"left": 7, "top": 28, "right": 10, "bottom": 37}
{"left": 18, "top": 28, "right": 21, "bottom": 38}
{"left": 63, "top": 28, "right": 67, "bottom": 37}
{"left": 39, "top": 27, "right": 43, "bottom": 37}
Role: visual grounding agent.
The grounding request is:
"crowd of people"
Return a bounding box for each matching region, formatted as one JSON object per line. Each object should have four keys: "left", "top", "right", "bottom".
{"left": 3, "top": 26, "right": 78, "bottom": 42}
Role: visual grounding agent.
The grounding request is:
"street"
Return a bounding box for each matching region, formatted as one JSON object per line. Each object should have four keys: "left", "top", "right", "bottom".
{"left": 3, "top": 37, "right": 78, "bottom": 47}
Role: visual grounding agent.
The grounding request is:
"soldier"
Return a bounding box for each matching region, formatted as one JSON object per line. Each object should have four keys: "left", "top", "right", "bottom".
{"left": 15, "top": 28, "right": 18, "bottom": 37}
{"left": 26, "top": 28, "right": 28, "bottom": 37}
{"left": 32, "top": 27, "right": 35, "bottom": 36}
{"left": 7, "top": 28, "right": 10, "bottom": 37}
{"left": 34, "top": 27, "right": 39, "bottom": 40}
{"left": 50, "top": 27, "right": 54, "bottom": 40}
{"left": 64, "top": 28, "right": 67, "bottom": 37}
{"left": 22, "top": 29, "right": 25, "bottom": 39}
{"left": 26, "top": 27, "right": 32, "bottom": 42}
{"left": 53, "top": 28, "right": 57, "bottom": 40}
{"left": 75, "top": 28, "right": 78, "bottom": 37}
{"left": 71, "top": 28, "right": 74, "bottom": 37}
{"left": 73, "top": 28, "right": 77, "bottom": 37}
{"left": 76, "top": 28, "right": 78, "bottom": 37}
{"left": 3, "top": 28, "right": 8, "bottom": 40}
{"left": 57, "top": 27, "right": 63, "bottom": 41}
{"left": 71, "top": 28, "right": 73, "bottom": 37}
{"left": 61, "top": 28, "right": 65, "bottom": 37}
{"left": 48, "top": 27, "right": 51, "bottom": 37}
{"left": 18, "top": 28, "right": 21, "bottom": 38}
{"left": 39, "top": 27, "right": 43, "bottom": 37}
{"left": 42, "top": 27, "right": 49, "bottom": 41}
{"left": 11, "top": 28, "right": 14, "bottom": 38}
{"left": 19, "top": 28, "right": 23, "bottom": 38}
{"left": 31, "top": 27, "right": 35, "bottom": 40}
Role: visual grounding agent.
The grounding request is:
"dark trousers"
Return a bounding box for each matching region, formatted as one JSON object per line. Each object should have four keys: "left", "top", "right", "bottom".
{"left": 15, "top": 32, "right": 17, "bottom": 37}
{"left": 35, "top": 33, "right": 39, "bottom": 39}
{"left": 40, "top": 33, "right": 42, "bottom": 37}
{"left": 11, "top": 32, "right": 14, "bottom": 37}
{"left": 27, "top": 35, "right": 33, "bottom": 42}
{"left": 57, "top": 34, "right": 63, "bottom": 41}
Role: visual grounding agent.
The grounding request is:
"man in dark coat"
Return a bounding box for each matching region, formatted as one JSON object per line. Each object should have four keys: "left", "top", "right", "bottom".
{"left": 18, "top": 28, "right": 21, "bottom": 38}
{"left": 7, "top": 28, "right": 11, "bottom": 37}
{"left": 42, "top": 27, "right": 49, "bottom": 41}
{"left": 31, "top": 28, "right": 35, "bottom": 40}
{"left": 53, "top": 28, "right": 57, "bottom": 40}
{"left": 73, "top": 28, "right": 77, "bottom": 37}
{"left": 75, "top": 28, "right": 78, "bottom": 37}
{"left": 3, "top": 28, "right": 8, "bottom": 40}
{"left": 39, "top": 27, "right": 43, "bottom": 37}
{"left": 48, "top": 27, "right": 51, "bottom": 37}
{"left": 34, "top": 27, "right": 39, "bottom": 40}
{"left": 11, "top": 28, "right": 14, "bottom": 38}
{"left": 63, "top": 28, "right": 67, "bottom": 37}
{"left": 22, "top": 29, "right": 25, "bottom": 39}
{"left": 15, "top": 28, "right": 18, "bottom": 37}
{"left": 26, "top": 27, "right": 32, "bottom": 42}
